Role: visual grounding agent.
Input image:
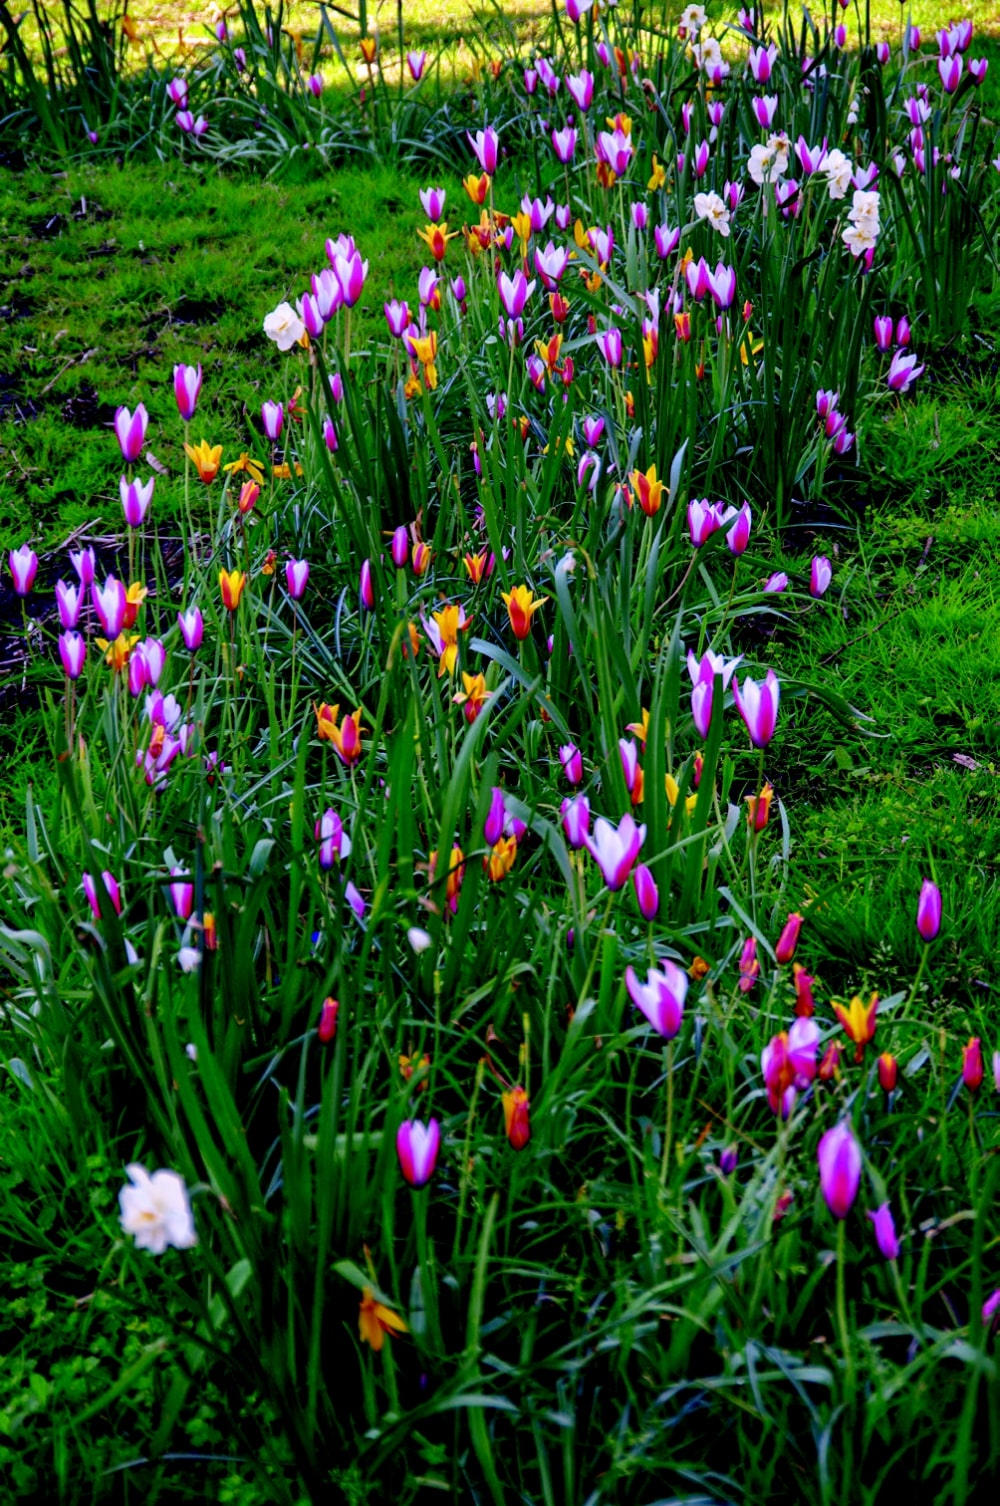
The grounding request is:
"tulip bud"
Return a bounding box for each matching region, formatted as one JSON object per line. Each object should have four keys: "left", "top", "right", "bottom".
{"left": 719, "top": 1146, "right": 738, "bottom": 1175}
{"left": 391, "top": 525, "right": 409, "bottom": 568}
{"left": 818, "top": 1040, "right": 843, "bottom": 1081}
{"left": 359, "top": 559, "right": 374, "bottom": 610}
{"left": 746, "top": 783, "right": 773, "bottom": 832}
{"left": 962, "top": 1037, "right": 984, "bottom": 1093}
{"left": 558, "top": 743, "right": 583, "bottom": 785}
{"left": 318, "top": 996, "right": 339, "bottom": 1042}
{"left": 817, "top": 1120, "right": 861, "bottom": 1219}
{"left": 738, "top": 936, "right": 759, "bottom": 991}
{"left": 560, "top": 795, "right": 590, "bottom": 849}
{"left": 792, "top": 962, "right": 815, "bottom": 1017}
{"left": 59, "top": 631, "right": 86, "bottom": 680}
{"left": 916, "top": 879, "right": 941, "bottom": 941}
{"left": 502, "top": 1086, "right": 531, "bottom": 1149}
{"left": 178, "top": 607, "right": 203, "bottom": 652}
{"left": 285, "top": 559, "right": 309, "bottom": 601}
{"left": 396, "top": 1118, "right": 440, "bottom": 1187}
{"left": 878, "top": 1051, "right": 898, "bottom": 1094}
{"left": 774, "top": 912, "right": 802, "bottom": 964}
{"left": 632, "top": 862, "right": 659, "bottom": 920}
{"left": 867, "top": 1202, "right": 900, "bottom": 1259}
{"left": 484, "top": 787, "right": 506, "bottom": 847}
{"left": 9, "top": 544, "right": 38, "bottom": 597}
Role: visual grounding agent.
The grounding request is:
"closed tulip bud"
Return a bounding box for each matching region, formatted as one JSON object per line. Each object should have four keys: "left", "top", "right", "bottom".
{"left": 261, "top": 400, "right": 283, "bottom": 442}
{"left": 746, "top": 782, "right": 773, "bottom": 833}
{"left": 560, "top": 795, "right": 590, "bottom": 849}
{"left": 993, "top": 1049, "right": 1000, "bottom": 1092}
{"left": 285, "top": 559, "right": 309, "bottom": 601}
{"left": 873, "top": 315, "right": 894, "bottom": 351}
{"left": 178, "top": 606, "right": 203, "bottom": 652}
{"left": 120, "top": 474, "right": 155, "bottom": 528}
{"left": 169, "top": 870, "right": 194, "bottom": 920}
{"left": 916, "top": 879, "right": 941, "bottom": 941}
{"left": 83, "top": 869, "right": 121, "bottom": 920}
{"left": 128, "top": 644, "right": 150, "bottom": 696}
{"left": 733, "top": 671, "right": 780, "bottom": 749}
{"left": 114, "top": 403, "right": 148, "bottom": 462}
{"left": 726, "top": 501, "right": 752, "bottom": 555}
{"left": 70, "top": 547, "right": 96, "bottom": 586}
{"left": 878, "top": 1051, "right": 898, "bottom": 1093}
{"left": 559, "top": 743, "right": 583, "bottom": 785}
{"left": 92, "top": 576, "right": 127, "bottom": 640}
{"left": 219, "top": 569, "right": 246, "bottom": 612}
{"left": 775, "top": 912, "right": 803, "bottom": 964}
{"left": 55, "top": 580, "right": 82, "bottom": 629}
{"left": 391, "top": 525, "right": 409, "bottom": 567}
{"left": 412, "top": 541, "right": 432, "bottom": 576}
{"left": 810, "top": 556, "right": 832, "bottom": 598}
{"left": 818, "top": 1040, "right": 843, "bottom": 1081}
{"left": 397, "top": 1118, "right": 440, "bottom": 1187}
{"left": 173, "top": 363, "right": 202, "bottom": 421}
{"left": 502, "top": 1086, "right": 531, "bottom": 1149}
{"left": 59, "top": 631, "right": 86, "bottom": 679}
{"left": 738, "top": 935, "right": 759, "bottom": 991}
{"left": 817, "top": 1120, "right": 862, "bottom": 1219}
{"left": 9, "top": 544, "right": 38, "bottom": 596}
{"left": 867, "top": 1202, "right": 900, "bottom": 1259}
{"left": 484, "top": 786, "right": 506, "bottom": 847}
{"left": 962, "top": 1037, "right": 983, "bottom": 1093}
{"left": 632, "top": 863, "right": 659, "bottom": 920}
{"left": 323, "top": 418, "right": 338, "bottom": 452}
{"left": 719, "top": 1146, "right": 738, "bottom": 1175}
{"left": 318, "top": 996, "right": 340, "bottom": 1042}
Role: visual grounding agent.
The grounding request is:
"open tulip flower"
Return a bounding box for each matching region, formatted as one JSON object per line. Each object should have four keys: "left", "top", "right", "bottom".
{"left": 358, "top": 1287, "right": 407, "bottom": 1351}
{"left": 584, "top": 812, "right": 645, "bottom": 890}
{"left": 732, "top": 669, "right": 780, "bottom": 748}
{"left": 184, "top": 439, "right": 223, "bottom": 483}
{"left": 502, "top": 585, "right": 547, "bottom": 640}
{"left": 625, "top": 960, "right": 687, "bottom": 1039}
{"left": 833, "top": 992, "right": 878, "bottom": 1063}
{"left": 314, "top": 703, "right": 363, "bottom": 765}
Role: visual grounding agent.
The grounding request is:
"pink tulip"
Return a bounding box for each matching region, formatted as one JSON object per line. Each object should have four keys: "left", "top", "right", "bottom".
{"left": 59, "top": 631, "right": 86, "bottom": 679}
{"left": 596, "top": 327, "right": 623, "bottom": 367}
{"left": 818, "top": 1121, "right": 862, "bottom": 1218}
{"left": 632, "top": 863, "right": 659, "bottom": 920}
{"left": 625, "top": 960, "right": 687, "bottom": 1038}
{"left": 583, "top": 812, "right": 645, "bottom": 890}
{"left": 732, "top": 669, "right": 780, "bottom": 748}
{"left": 566, "top": 68, "right": 593, "bottom": 110}
{"left": 407, "top": 51, "right": 427, "bottom": 82}
{"left": 359, "top": 559, "right": 374, "bottom": 610}
{"left": 178, "top": 607, "right": 203, "bottom": 651}
{"left": 810, "top": 556, "right": 832, "bottom": 598}
{"left": 775, "top": 912, "right": 803, "bottom": 964}
{"left": 92, "top": 576, "right": 127, "bottom": 640}
{"left": 120, "top": 474, "right": 154, "bottom": 528}
{"left": 887, "top": 350, "right": 925, "bottom": 393}
{"left": 55, "top": 580, "right": 82, "bottom": 629}
{"left": 468, "top": 127, "right": 499, "bottom": 175}
{"left": 867, "top": 1203, "right": 900, "bottom": 1259}
{"left": 173, "top": 364, "right": 202, "bottom": 421}
{"left": 9, "top": 544, "right": 38, "bottom": 596}
{"left": 561, "top": 795, "right": 590, "bottom": 849}
{"left": 559, "top": 743, "right": 583, "bottom": 786}
{"left": 498, "top": 270, "right": 534, "bottom": 319}
{"left": 726, "top": 502, "right": 752, "bottom": 555}
{"left": 70, "top": 547, "right": 95, "bottom": 585}
{"left": 169, "top": 870, "right": 194, "bottom": 920}
{"left": 261, "top": 401, "right": 283, "bottom": 442}
{"left": 285, "top": 559, "right": 309, "bottom": 601}
{"left": 114, "top": 403, "right": 148, "bottom": 462}
{"left": 397, "top": 1118, "right": 440, "bottom": 1187}
{"left": 962, "top": 1037, "right": 984, "bottom": 1093}
{"left": 83, "top": 870, "right": 121, "bottom": 920}
{"left": 916, "top": 879, "right": 941, "bottom": 941}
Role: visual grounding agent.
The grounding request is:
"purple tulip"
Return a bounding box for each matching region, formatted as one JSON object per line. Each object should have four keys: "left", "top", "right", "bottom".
{"left": 632, "top": 863, "right": 659, "bottom": 920}
{"left": 114, "top": 404, "right": 148, "bottom": 462}
{"left": 261, "top": 401, "right": 284, "bottom": 442}
{"left": 559, "top": 743, "right": 583, "bottom": 786}
{"left": 83, "top": 869, "right": 121, "bottom": 920}
{"left": 359, "top": 559, "right": 374, "bottom": 610}
{"left": 720, "top": 1146, "right": 738, "bottom": 1174}
{"left": 345, "top": 880, "right": 366, "bottom": 920}
{"left": 92, "top": 577, "right": 127, "bottom": 640}
{"left": 732, "top": 670, "right": 780, "bottom": 748}
{"left": 173, "top": 364, "right": 202, "bottom": 422}
{"left": 407, "top": 51, "right": 427, "bottom": 82}
{"left": 887, "top": 350, "right": 925, "bottom": 393}
{"left": 873, "top": 316, "right": 894, "bottom": 351}
{"left": 9, "top": 544, "right": 38, "bottom": 596}
{"left": 169, "top": 870, "right": 194, "bottom": 920}
{"left": 333, "top": 250, "right": 368, "bottom": 308}
{"left": 726, "top": 502, "right": 752, "bottom": 555}
{"left": 120, "top": 474, "right": 154, "bottom": 528}
{"left": 285, "top": 559, "right": 309, "bottom": 601}
{"left": 70, "top": 547, "right": 95, "bottom": 586}
{"left": 468, "top": 127, "right": 499, "bottom": 175}
{"left": 397, "top": 1118, "right": 441, "bottom": 1188}
{"left": 625, "top": 960, "right": 687, "bottom": 1039}
{"left": 867, "top": 1203, "right": 900, "bottom": 1259}
{"left": 810, "top": 556, "right": 832, "bottom": 598}
{"left": 583, "top": 812, "right": 646, "bottom": 891}
{"left": 596, "top": 327, "right": 623, "bottom": 367}
{"left": 498, "top": 269, "right": 534, "bottom": 319}
{"left": 655, "top": 224, "right": 680, "bottom": 259}
{"left": 818, "top": 1121, "right": 862, "bottom": 1219}
{"left": 178, "top": 607, "right": 203, "bottom": 652}
{"left": 144, "top": 640, "right": 166, "bottom": 686}
{"left": 561, "top": 795, "right": 590, "bottom": 850}
{"left": 763, "top": 571, "right": 788, "bottom": 593}
{"left": 566, "top": 68, "right": 593, "bottom": 110}
{"left": 916, "top": 879, "right": 941, "bottom": 941}
{"left": 419, "top": 186, "right": 446, "bottom": 221}
{"left": 59, "top": 631, "right": 86, "bottom": 679}
{"left": 55, "top": 580, "right": 82, "bottom": 629}
{"left": 938, "top": 54, "right": 962, "bottom": 92}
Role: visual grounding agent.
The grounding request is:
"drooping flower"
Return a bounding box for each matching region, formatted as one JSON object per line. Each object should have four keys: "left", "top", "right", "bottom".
{"left": 625, "top": 960, "right": 687, "bottom": 1038}
{"left": 119, "top": 1164, "right": 197, "bottom": 1254}
{"left": 359, "top": 1287, "right": 407, "bottom": 1351}
{"left": 818, "top": 1121, "right": 862, "bottom": 1219}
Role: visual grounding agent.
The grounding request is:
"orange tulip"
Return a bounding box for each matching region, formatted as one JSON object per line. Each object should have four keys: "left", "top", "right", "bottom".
{"left": 502, "top": 585, "right": 547, "bottom": 640}
{"left": 502, "top": 1086, "right": 530, "bottom": 1149}
{"left": 358, "top": 1287, "right": 407, "bottom": 1352}
{"left": 219, "top": 568, "right": 246, "bottom": 611}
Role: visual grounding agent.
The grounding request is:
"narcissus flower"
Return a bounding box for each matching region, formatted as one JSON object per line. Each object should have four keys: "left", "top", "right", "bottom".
{"left": 219, "top": 569, "right": 246, "bottom": 611}
{"left": 502, "top": 585, "right": 547, "bottom": 639}
{"left": 396, "top": 1119, "right": 440, "bottom": 1188}
{"left": 359, "top": 1287, "right": 407, "bottom": 1351}
{"left": 184, "top": 439, "right": 223, "bottom": 483}
{"left": 502, "top": 1086, "right": 530, "bottom": 1148}
{"left": 626, "top": 960, "right": 687, "bottom": 1038}
{"left": 315, "top": 703, "right": 364, "bottom": 765}
{"left": 119, "top": 1164, "right": 197, "bottom": 1254}
{"left": 833, "top": 992, "right": 878, "bottom": 1063}
{"left": 818, "top": 1121, "right": 862, "bottom": 1219}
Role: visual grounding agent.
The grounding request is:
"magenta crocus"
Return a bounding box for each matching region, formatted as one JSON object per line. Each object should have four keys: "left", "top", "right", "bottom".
{"left": 59, "top": 631, "right": 86, "bottom": 679}
{"left": 916, "top": 879, "right": 941, "bottom": 941}
{"left": 468, "top": 127, "right": 499, "bottom": 175}
{"left": 9, "top": 544, "right": 38, "bottom": 596}
{"left": 173, "top": 364, "right": 202, "bottom": 421}
{"left": 178, "top": 607, "right": 203, "bottom": 652}
{"left": 632, "top": 863, "right": 659, "bottom": 920}
{"left": 732, "top": 669, "right": 780, "bottom": 748}
{"left": 120, "top": 475, "right": 154, "bottom": 528}
{"left": 82, "top": 870, "right": 121, "bottom": 920}
{"left": 584, "top": 812, "right": 646, "bottom": 891}
{"left": 867, "top": 1203, "right": 900, "bottom": 1259}
{"left": 810, "top": 555, "right": 832, "bottom": 598}
{"left": 114, "top": 403, "right": 148, "bottom": 462}
{"left": 561, "top": 795, "right": 590, "bottom": 849}
{"left": 261, "top": 401, "right": 284, "bottom": 442}
{"left": 92, "top": 577, "right": 127, "bottom": 640}
{"left": 285, "top": 559, "right": 309, "bottom": 601}
{"left": 559, "top": 743, "right": 583, "bottom": 786}
{"left": 397, "top": 1118, "right": 441, "bottom": 1188}
{"left": 818, "top": 1121, "right": 862, "bottom": 1219}
{"left": 625, "top": 960, "right": 687, "bottom": 1039}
